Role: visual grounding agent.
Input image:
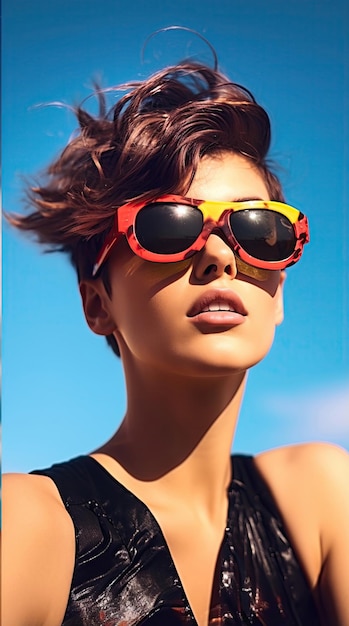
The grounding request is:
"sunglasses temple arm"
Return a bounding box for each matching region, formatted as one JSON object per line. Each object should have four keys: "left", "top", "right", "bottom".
{"left": 92, "top": 231, "right": 119, "bottom": 277}
{"left": 294, "top": 213, "right": 310, "bottom": 244}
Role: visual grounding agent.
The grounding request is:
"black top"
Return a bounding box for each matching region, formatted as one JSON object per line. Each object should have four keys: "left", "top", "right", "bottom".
{"left": 32, "top": 455, "right": 321, "bottom": 625}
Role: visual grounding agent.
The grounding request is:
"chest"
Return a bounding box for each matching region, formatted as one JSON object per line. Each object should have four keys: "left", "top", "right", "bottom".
{"left": 159, "top": 518, "right": 226, "bottom": 626}
{"left": 61, "top": 480, "right": 321, "bottom": 626}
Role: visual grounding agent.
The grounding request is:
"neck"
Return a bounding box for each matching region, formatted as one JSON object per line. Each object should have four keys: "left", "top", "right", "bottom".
{"left": 100, "top": 360, "right": 247, "bottom": 512}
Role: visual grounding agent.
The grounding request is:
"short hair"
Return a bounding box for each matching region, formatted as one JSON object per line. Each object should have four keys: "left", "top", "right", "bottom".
{"left": 9, "top": 61, "right": 285, "bottom": 357}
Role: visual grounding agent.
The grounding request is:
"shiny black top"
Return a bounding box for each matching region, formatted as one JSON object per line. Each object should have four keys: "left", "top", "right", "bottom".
{"left": 32, "top": 455, "right": 321, "bottom": 625}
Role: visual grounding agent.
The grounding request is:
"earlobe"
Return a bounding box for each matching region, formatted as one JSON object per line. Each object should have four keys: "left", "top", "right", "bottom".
{"left": 275, "top": 271, "right": 286, "bottom": 326}
{"left": 79, "top": 280, "right": 117, "bottom": 336}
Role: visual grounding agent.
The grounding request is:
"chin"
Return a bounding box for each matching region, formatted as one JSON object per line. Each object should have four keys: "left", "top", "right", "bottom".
{"left": 166, "top": 340, "right": 274, "bottom": 378}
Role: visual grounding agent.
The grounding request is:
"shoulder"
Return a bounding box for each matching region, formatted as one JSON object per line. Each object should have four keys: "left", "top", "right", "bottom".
{"left": 2, "top": 472, "right": 75, "bottom": 626}
{"left": 256, "top": 440, "right": 348, "bottom": 480}
{"left": 255, "top": 443, "right": 349, "bottom": 624}
{"left": 255, "top": 442, "right": 349, "bottom": 538}
{"left": 255, "top": 442, "right": 349, "bottom": 508}
{"left": 2, "top": 470, "right": 74, "bottom": 529}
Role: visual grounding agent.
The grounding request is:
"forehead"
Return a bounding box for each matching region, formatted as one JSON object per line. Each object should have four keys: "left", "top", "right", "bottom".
{"left": 186, "top": 152, "right": 270, "bottom": 201}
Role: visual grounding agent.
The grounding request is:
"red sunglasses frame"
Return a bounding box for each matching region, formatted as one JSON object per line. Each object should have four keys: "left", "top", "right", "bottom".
{"left": 92, "top": 194, "right": 309, "bottom": 276}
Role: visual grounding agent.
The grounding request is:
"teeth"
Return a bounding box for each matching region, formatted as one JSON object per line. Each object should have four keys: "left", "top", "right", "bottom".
{"left": 203, "top": 302, "right": 235, "bottom": 312}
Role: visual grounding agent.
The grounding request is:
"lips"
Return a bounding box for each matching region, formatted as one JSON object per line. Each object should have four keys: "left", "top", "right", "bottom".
{"left": 187, "top": 288, "right": 247, "bottom": 327}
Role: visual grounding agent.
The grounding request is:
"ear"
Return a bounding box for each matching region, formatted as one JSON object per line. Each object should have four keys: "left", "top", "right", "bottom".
{"left": 274, "top": 271, "right": 286, "bottom": 326}
{"left": 79, "top": 279, "right": 117, "bottom": 336}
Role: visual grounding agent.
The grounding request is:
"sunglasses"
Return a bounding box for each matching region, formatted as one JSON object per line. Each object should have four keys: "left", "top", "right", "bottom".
{"left": 93, "top": 195, "right": 309, "bottom": 276}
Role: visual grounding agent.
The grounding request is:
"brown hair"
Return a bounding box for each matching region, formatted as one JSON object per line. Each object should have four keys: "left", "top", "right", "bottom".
{"left": 9, "top": 61, "right": 284, "bottom": 356}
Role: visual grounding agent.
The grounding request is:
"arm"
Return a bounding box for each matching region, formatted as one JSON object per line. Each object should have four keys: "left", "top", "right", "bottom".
{"left": 256, "top": 441, "right": 349, "bottom": 625}
{"left": 316, "top": 444, "right": 349, "bottom": 626}
{"left": 1, "top": 473, "right": 75, "bottom": 626}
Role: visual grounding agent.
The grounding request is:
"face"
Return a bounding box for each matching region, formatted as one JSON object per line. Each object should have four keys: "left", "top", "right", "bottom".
{"left": 82, "top": 152, "right": 285, "bottom": 377}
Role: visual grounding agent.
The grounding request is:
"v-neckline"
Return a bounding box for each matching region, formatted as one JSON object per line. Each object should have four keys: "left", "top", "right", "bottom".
{"left": 85, "top": 454, "right": 235, "bottom": 625}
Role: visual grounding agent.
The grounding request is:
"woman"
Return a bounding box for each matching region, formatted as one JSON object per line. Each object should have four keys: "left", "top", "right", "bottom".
{"left": 3, "top": 61, "right": 349, "bottom": 626}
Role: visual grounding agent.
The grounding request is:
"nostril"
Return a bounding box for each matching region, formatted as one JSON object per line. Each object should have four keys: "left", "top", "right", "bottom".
{"left": 225, "top": 264, "right": 233, "bottom": 275}
{"left": 204, "top": 263, "right": 218, "bottom": 276}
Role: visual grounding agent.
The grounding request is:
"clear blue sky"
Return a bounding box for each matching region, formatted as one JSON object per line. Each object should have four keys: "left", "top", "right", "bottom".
{"left": 2, "top": 0, "right": 348, "bottom": 473}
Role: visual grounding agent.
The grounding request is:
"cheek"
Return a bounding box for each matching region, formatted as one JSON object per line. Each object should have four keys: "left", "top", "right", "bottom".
{"left": 236, "top": 258, "right": 271, "bottom": 282}
{"left": 238, "top": 278, "right": 282, "bottom": 355}
{"left": 110, "top": 259, "right": 191, "bottom": 359}
{"left": 120, "top": 254, "right": 192, "bottom": 289}
{"left": 253, "top": 295, "right": 280, "bottom": 348}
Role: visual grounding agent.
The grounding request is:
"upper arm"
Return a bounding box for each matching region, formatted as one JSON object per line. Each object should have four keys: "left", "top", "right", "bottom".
{"left": 256, "top": 442, "right": 349, "bottom": 625}
{"left": 314, "top": 444, "right": 349, "bottom": 626}
{"left": 1, "top": 473, "right": 75, "bottom": 626}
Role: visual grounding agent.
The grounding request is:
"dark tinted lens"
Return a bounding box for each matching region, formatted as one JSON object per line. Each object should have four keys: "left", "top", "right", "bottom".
{"left": 229, "top": 209, "right": 296, "bottom": 261}
{"left": 135, "top": 203, "right": 203, "bottom": 254}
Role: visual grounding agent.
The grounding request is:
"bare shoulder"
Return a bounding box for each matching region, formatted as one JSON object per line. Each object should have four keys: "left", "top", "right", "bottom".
{"left": 256, "top": 441, "right": 349, "bottom": 486}
{"left": 255, "top": 442, "right": 349, "bottom": 544}
{"left": 2, "top": 471, "right": 73, "bottom": 536}
{"left": 255, "top": 443, "right": 349, "bottom": 625}
{"left": 2, "top": 472, "right": 75, "bottom": 626}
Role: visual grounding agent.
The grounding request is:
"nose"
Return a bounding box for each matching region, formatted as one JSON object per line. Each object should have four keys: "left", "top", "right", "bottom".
{"left": 192, "top": 232, "right": 238, "bottom": 282}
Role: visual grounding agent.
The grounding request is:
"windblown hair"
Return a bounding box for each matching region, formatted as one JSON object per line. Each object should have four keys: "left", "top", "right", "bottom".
{"left": 9, "top": 61, "right": 284, "bottom": 356}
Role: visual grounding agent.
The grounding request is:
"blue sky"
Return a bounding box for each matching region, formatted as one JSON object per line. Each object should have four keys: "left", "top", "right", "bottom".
{"left": 2, "top": 0, "right": 348, "bottom": 473}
